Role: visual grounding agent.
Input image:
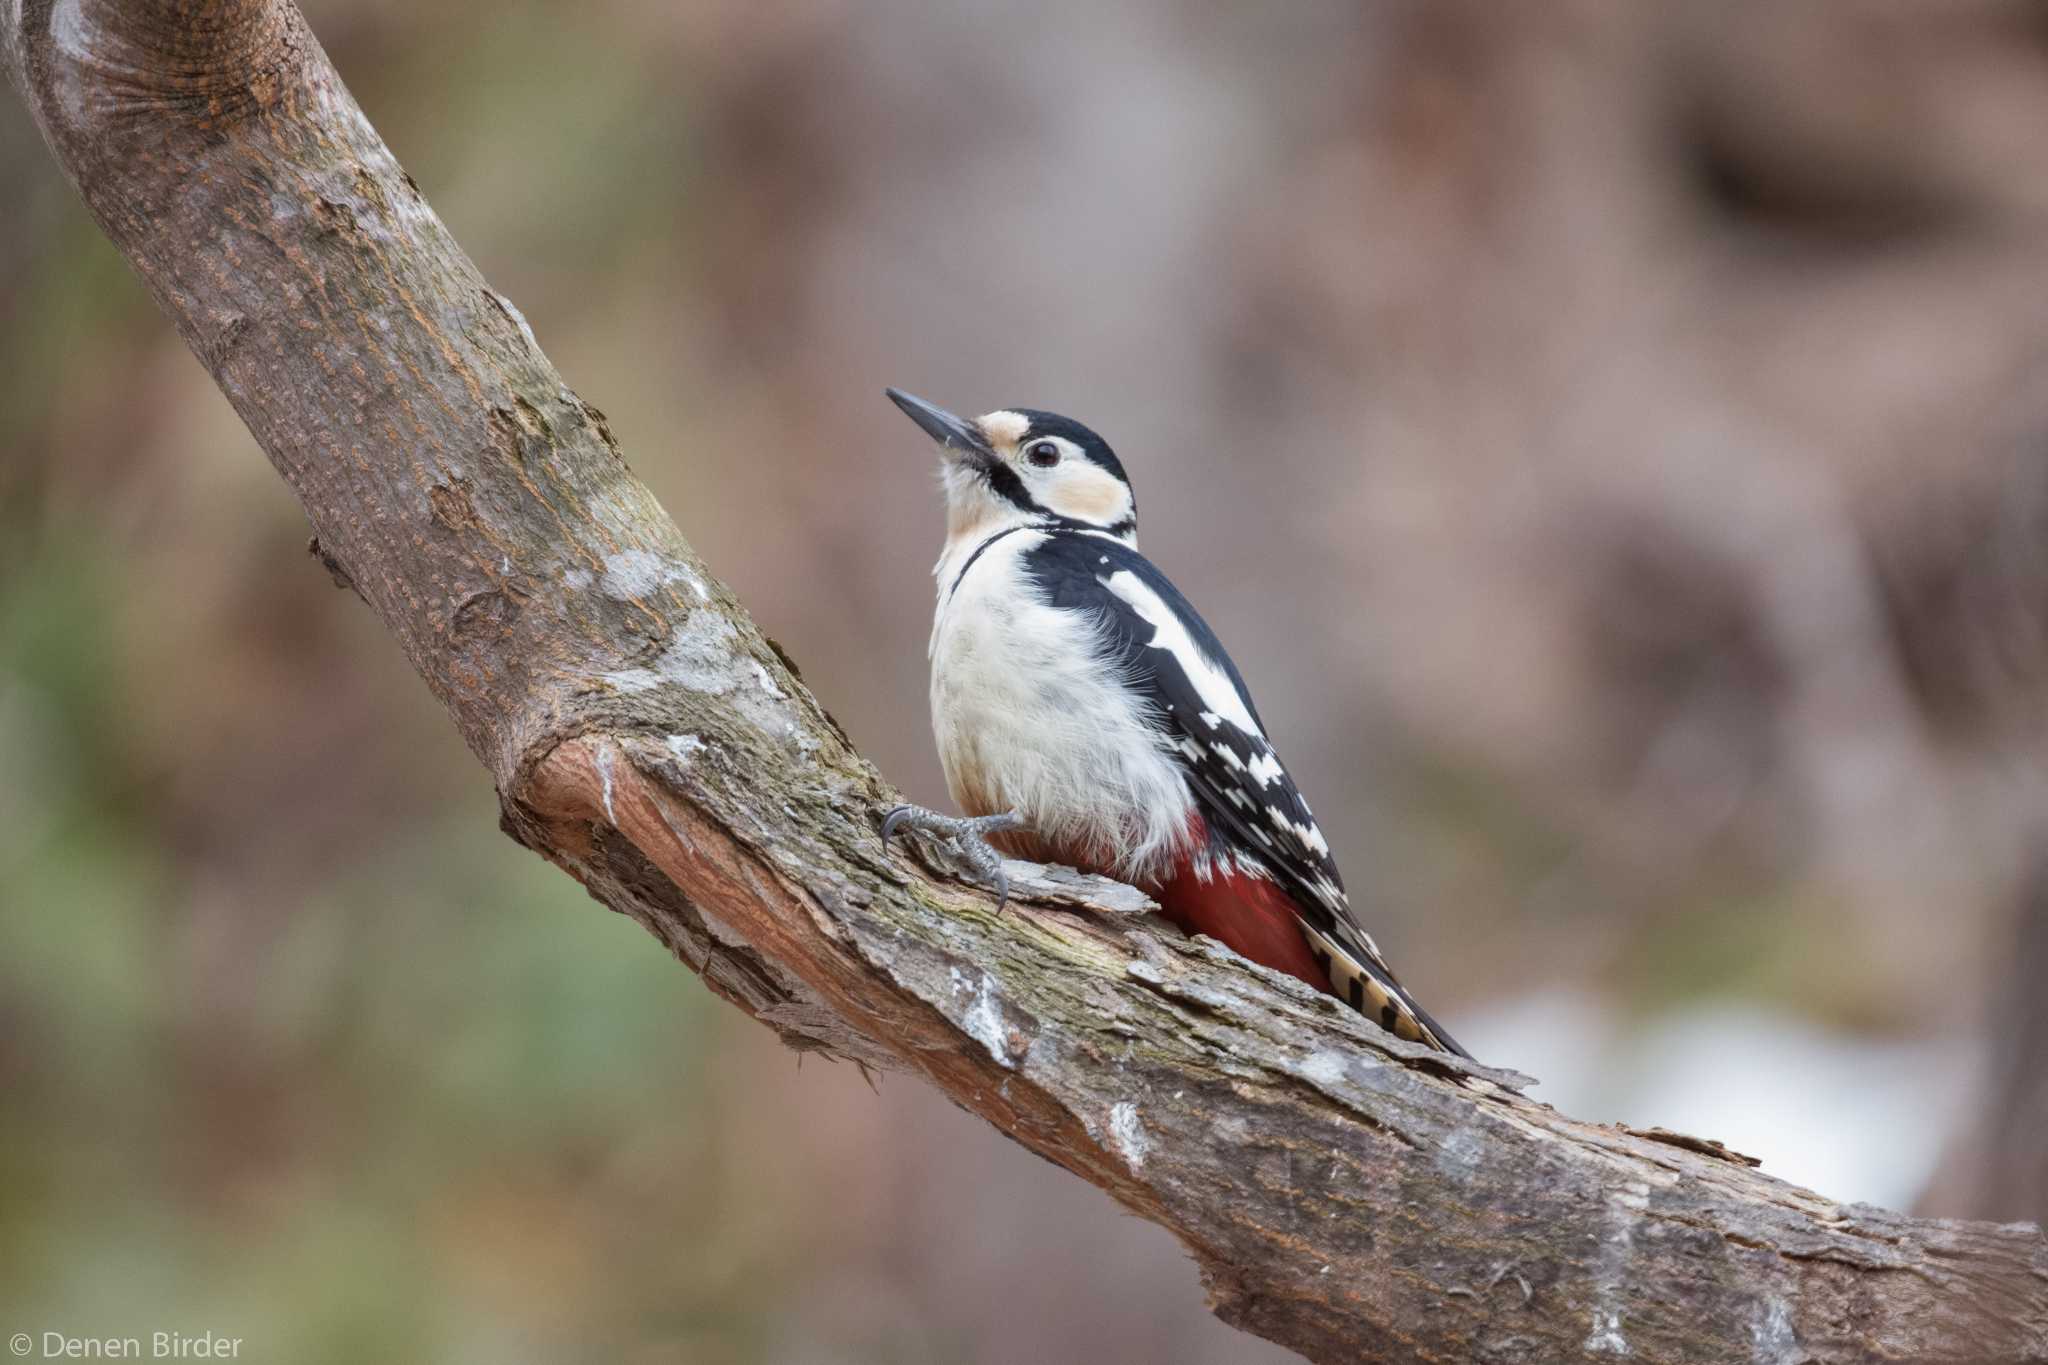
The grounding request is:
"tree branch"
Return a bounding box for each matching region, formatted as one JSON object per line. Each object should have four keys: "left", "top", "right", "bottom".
{"left": 7, "top": 3, "right": 2045, "bottom": 1360}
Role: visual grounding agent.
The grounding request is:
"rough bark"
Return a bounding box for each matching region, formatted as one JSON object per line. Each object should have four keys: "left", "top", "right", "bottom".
{"left": 6, "top": 3, "right": 2045, "bottom": 1361}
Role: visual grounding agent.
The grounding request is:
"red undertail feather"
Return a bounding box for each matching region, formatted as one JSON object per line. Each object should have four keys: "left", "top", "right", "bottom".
{"left": 1147, "top": 814, "right": 1464, "bottom": 1058}
{"left": 993, "top": 812, "right": 1462, "bottom": 1053}
{"left": 985, "top": 812, "right": 1329, "bottom": 991}
{"left": 1149, "top": 858, "right": 1329, "bottom": 993}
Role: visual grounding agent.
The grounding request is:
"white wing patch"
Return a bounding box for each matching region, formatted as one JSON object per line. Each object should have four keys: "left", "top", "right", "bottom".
{"left": 1101, "top": 564, "right": 1338, "bottom": 896}
{"left": 1029, "top": 535, "right": 1464, "bottom": 1056}
{"left": 1099, "top": 570, "right": 1265, "bottom": 739}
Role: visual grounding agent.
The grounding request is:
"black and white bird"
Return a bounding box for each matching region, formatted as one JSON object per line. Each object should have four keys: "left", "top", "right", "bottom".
{"left": 880, "top": 389, "right": 1467, "bottom": 1056}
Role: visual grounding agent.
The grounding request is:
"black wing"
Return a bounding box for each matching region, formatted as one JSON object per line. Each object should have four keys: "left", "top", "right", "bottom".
{"left": 1026, "top": 532, "right": 1467, "bottom": 1056}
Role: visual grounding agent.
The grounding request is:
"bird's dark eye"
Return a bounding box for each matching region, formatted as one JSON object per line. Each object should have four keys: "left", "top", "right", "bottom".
{"left": 1025, "top": 441, "right": 1061, "bottom": 468}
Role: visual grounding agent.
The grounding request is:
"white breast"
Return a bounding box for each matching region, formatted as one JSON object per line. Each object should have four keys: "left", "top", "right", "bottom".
{"left": 929, "top": 531, "right": 1195, "bottom": 882}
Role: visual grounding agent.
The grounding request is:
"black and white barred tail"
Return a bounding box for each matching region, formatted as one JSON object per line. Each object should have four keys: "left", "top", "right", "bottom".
{"left": 1301, "top": 922, "right": 1470, "bottom": 1057}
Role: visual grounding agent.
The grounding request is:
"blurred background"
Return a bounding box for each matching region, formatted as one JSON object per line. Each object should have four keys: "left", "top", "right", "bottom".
{"left": 5, "top": 0, "right": 2048, "bottom": 1360}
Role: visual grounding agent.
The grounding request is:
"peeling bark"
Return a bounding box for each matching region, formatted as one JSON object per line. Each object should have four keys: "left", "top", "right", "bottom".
{"left": 6, "top": 3, "right": 2046, "bottom": 1360}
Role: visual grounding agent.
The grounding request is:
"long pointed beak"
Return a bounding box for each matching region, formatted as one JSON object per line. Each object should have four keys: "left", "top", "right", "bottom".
{"left": 886, "top": 388, "right": 995, "bottom": 464}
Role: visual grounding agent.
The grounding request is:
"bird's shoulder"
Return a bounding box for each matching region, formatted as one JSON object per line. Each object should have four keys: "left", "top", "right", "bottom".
{"left": 1023, "top": 533, "right": 1263, "bottom": 712}
{"left": 1021, "top": 533, "right": 1434, "bottom": 1036}
{"left": 1024, "top": 531, "right": 1346, "bottom": 895}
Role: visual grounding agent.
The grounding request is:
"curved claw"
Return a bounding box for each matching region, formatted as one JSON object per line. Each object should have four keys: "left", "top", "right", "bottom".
{"left": 877, "top": 803, "right": 1025, "bottom": 911}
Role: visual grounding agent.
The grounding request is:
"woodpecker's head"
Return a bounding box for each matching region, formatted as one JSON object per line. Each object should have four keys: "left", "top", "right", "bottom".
{"left": 887, "top": 389, "right": 1136, "bottom": 546}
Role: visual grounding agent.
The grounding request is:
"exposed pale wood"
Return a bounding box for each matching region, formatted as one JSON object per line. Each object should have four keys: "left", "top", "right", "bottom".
{"left": 7, "top": 3, "right": 2046, "bottom": 1359}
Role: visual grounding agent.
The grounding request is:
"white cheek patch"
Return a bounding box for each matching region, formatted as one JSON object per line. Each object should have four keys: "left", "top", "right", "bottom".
{"left": 1043, "top": 464, "right": 1131, "bottom": 526}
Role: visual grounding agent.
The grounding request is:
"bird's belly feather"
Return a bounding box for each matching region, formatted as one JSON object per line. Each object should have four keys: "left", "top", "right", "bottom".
{"left": 930, "top": 556, "right": 1193, "bottom": 883}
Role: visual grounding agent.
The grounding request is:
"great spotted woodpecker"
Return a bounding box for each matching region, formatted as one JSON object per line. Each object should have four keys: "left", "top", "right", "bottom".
{"left": 880, "top": 390, "right": 1468, "bottom": 1056}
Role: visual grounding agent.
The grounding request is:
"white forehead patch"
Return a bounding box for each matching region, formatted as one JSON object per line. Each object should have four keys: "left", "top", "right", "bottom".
{"left": 977, "top": 410, "right": 1030, "bottom": 447}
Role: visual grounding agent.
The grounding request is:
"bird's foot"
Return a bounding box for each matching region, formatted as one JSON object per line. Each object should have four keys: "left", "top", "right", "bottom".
{"left": 881, "top": 805, "right": 1027, "bottom": 910}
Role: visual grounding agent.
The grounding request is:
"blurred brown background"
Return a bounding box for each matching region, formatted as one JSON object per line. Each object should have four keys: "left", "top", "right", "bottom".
{"left": 6, "top": 1, "right": 2048, "bottom": 1361}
